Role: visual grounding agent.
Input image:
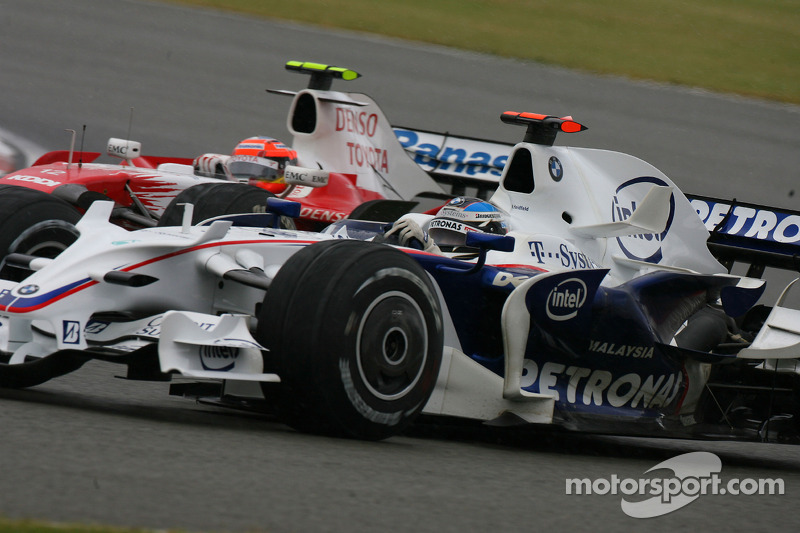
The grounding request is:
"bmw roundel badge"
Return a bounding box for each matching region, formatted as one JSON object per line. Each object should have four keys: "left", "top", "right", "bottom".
{"left": 548, "top": 156, "right": 563, "bottom": 181}
{"left": 18, "top": 284, "right": 39, "bottom": 295}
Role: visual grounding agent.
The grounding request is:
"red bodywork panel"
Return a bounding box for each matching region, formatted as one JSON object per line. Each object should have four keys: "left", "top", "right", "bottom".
{"left": 1, "top": 151, "right": 389, "bottom": 228}
{"left": 287, "top": 172, "right": 385, "bottom": 231}
{"left": 32, "top": 151, "right": 194, "bottom": 169}
{"left": 0, "top": 160, "right": 194, "bottom": 214}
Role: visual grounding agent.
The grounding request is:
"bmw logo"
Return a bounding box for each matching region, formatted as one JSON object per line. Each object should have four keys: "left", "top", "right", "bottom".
{"left": 549, "top": 156, "right": 563, "bottom": 181}
{"left": 18, "top": 284, "right": 39, "bottom": 295}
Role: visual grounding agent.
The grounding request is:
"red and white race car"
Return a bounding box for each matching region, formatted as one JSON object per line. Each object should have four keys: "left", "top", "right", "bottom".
{"left": 0, "top": 61, "right": 448, "bottom": 275}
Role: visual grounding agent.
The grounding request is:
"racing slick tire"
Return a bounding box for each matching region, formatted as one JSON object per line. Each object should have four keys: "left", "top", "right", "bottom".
{"left": 158, "top": 182, "right": 295, "bottom": 229}
{"left": 0, "top": 185, "right": 81, "bottom": 281}
{"left": 257, "top": 239, "right": 443, "bottom": 440}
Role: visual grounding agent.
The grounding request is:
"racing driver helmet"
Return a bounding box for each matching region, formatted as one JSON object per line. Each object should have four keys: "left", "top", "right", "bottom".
{"left": 428, "top": 197, "right": 509, "bottom": 251}
{"left": 228, "top": 137, "right": 298, "bottom": 191}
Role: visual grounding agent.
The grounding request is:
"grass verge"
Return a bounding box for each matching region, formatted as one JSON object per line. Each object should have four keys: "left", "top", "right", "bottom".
{"left": 164, "top": 0, "right": 800, "bottom": 104}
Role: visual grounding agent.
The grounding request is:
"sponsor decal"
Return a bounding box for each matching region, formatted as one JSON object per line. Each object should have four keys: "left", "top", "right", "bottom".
{"left": 511, "top": 204, "right": 530, "bottom": 212}
{"left": 4, "top": 175, "right": 61, "bottom": 187}
{"left": 691, "top": 199, "right": 800, "bottom": 244}
{"left": 84, "top": 320, "right": 111, "bottom": 335}
{"left": 336, "top": 108, "right": 379, "bottom": 137}
{"left": 436, "top": 207, "right": 469, "bottom": 219}
{"left": 612, "top": 177, "right": 674, "bottom": 263}
{"left": 284, "top": 168, "right": 327, "bottom": 185}
{"left": 429, "top": 218, "right": 465, "bottom": 232}
{"left": 287, "top": 185, "right": 313, "bottom": 198}
{"left": 529, "top": 241, "right": 599, "bottom": 269}
{"left": 17, "top": 284, "right": 39, "bottom": 295}
{"left": 546, "top": 278, "right": 587, "bottom": 321}
{"left": 394, "top": 128, "right": 508, "bottom": 178}
{"left": 300, "top": 207, "right": 346, "bottom": 222}
{"left": 230, "top": 154, "right": 279, "bottom": 168}
{"left": 521, "top": 360, "right": 682, "bottom": 409}
{"left": 134, "top": 315, "right": 164, "bottom": 337}
{"left": 588, "top": 340, "right": 654, "bottom": 358}
{"left": 62, "top": 320, "right": 81, "bottom": 344}
{"left": 234, "top": 143, "right": 266, "bottom": 150}
{"left": 107, "top": 140, "right": 139, "bottom": 158}
{"left": 491, "top": 271, "right": 533, "bottom": 288}
{"left": 345, "top": 142, "right": 389, "bottom": 172}
{"left": 548, "top": 156, "right": 563, "bottom": 181}
{"left": 200, "top": 345, "right": 239, "bottom": 372}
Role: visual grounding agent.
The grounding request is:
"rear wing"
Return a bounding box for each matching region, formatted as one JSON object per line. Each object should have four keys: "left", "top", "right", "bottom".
{"left": 392, "top": 126, "right": 512, "bottom": 199}
{"left": 688, "top": 196, "right": 800, "bottom": 277}
{"left": 392, "top": 126, "right": 800, "bottom": 277}
{"left": 267, "top": 61, "right": 445, "bottom": 202}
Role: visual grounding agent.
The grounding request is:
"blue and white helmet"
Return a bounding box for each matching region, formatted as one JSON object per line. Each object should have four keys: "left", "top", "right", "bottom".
{"left": 428, "top": 197, "right": 509, "bottom": 248}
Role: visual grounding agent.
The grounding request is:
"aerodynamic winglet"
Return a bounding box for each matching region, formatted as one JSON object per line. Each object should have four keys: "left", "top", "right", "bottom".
{"left": 570, "top": 185, "right": 673, "bottom": 238}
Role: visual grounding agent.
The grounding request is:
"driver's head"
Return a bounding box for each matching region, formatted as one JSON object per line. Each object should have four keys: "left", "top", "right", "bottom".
{"left": 428, "top": 197, "right": 509, "bottom": 251}
{"left": 228, "top": 137, "right": 297, "bottom": 186}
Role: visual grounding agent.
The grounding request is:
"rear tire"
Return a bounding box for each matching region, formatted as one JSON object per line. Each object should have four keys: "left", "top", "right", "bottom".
{"left": 256, "top": 239, "right": 443, "bottom": 440}
{"left": 158, "top": 182, "right": 295, "bottom": 228}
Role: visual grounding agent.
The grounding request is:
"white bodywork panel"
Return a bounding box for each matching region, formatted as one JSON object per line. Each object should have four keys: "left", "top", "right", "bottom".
{"left": 287, "top": 89, "right": 444, "bottom": 201}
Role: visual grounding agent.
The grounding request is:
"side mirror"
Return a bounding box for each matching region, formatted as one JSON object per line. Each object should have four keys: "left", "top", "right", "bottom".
{"left": 266, "top": 197, "right": 302, "bottom": 225}
{"left": 465, "top": 232, "right": 516, "bottom": 253}
{"left": 107, "top": 138, "right": 141, "bottom": 162}
{"left": 284, "top": 165, "right": 329, "bottom": 188}
{"left": 438, "top": 233, "right": 516, "bottom": 275}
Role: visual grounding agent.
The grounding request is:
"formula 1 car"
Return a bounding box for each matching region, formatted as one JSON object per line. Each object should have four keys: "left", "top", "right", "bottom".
{"left": 1, "top": 108, "right": 799, "bottom": 443}
{"left": 0, "top": 62, "right": 447, "bottom": 278}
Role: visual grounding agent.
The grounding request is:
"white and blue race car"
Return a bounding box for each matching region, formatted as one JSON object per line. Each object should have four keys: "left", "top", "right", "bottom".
{"left": 0, "top": 88, "right": 799, "bottom": 442}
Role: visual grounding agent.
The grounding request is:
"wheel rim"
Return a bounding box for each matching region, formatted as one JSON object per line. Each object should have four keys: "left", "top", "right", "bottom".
{"left": 356, "top": 290, "right": 428, "bottom": 401}
{"left": 10, "top": 220, "right": 79, "bottom": 258}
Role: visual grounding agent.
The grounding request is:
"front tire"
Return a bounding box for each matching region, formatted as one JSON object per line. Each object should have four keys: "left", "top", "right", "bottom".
{"left": 158, "top": 182, "right": 295, "bottom": 229}
{"left": 0, "top": 185, "right": 81, "bottom": 281}
{"left": 256, "top": 239, "right": 443, "bottom": 440}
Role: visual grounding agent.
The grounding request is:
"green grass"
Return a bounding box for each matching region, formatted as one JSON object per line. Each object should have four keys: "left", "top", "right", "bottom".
{"left": 0, "top": 517, "right": 185, "bottom": 533}
{"left": 164, "top": 0, "right": 800, "bottom": 104}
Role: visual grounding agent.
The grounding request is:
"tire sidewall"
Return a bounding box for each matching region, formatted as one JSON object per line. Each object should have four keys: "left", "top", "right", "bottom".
{"left": 259, "top": 240, "right": 443, "bottom": 439}
{"left": 320, "top": 260, "right": 442, "bottom": 435}
{"left": 159, "top": 182, "right": 294, "bottom": 228}
{"left": 0, "top": 186, "right": 81, "bottom": 280}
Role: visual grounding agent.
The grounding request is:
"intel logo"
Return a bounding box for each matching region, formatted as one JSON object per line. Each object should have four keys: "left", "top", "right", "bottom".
{"left": 546, "top": 278, "right": 587, "bottom": 321}
{"left": 200, "top": 345, "right": 239, "bottom": 371}
{"left": 612, "top": 177, "right": 674, "bottom": 263}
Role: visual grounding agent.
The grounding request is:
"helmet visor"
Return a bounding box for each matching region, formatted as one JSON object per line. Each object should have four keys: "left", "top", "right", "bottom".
{"left": 228, "top": 155, "right": 281, "bottom": 182}
{"left": 428, "top": 219, "right": 480, "bottom": 247}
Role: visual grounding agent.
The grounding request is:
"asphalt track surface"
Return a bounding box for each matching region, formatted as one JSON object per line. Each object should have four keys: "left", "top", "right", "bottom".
{"left": 1, "top": 1, "right": 800, "bottom": 532}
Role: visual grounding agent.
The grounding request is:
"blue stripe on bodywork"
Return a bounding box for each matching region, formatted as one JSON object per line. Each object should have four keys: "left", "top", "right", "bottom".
{"left": 1, "top": 277, "right": 92, "bottom": 311}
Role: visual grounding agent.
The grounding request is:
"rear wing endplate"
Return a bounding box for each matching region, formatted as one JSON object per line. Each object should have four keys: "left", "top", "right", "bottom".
{"left": 689, "top": 195, "right": 800, "bottom": 277}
